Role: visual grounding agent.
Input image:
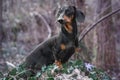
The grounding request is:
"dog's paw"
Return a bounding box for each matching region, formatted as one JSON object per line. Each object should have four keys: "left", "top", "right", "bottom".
{"left": 55, "top": 60, "right": 63, "bottom": 69}
{"left": 51, "top": 64, "right": 63, "bottom": 75}
{"left": 75, "top": 48, "right": 81, "bottom": 53}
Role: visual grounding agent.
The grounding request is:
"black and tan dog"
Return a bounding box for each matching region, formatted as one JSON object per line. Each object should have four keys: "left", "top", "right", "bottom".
{"left": 23, "top": 5, "right": 85, "bottom": 72}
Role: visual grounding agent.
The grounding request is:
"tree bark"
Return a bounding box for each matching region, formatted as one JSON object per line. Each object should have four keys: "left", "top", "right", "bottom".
{"left": 0, "top": 0, "right": 8, "bottom": 73}
{"left": 112, "top": 0, "right": 120, "bottom": 70}
{"left": 95, "top": 0, "right": 118, "bottom": 70}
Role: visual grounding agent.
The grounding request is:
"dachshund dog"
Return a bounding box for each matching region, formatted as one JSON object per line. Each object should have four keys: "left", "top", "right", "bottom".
{"left": 23, "top": 5, "right": 85, "bottom": 73}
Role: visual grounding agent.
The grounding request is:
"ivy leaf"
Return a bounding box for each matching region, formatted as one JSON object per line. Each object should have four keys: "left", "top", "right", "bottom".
{"left": 67, "top": 66, "right": 74, "bottom": 74}
{"left": 1, "top": 77, "right": 9, "bottom": 80}
{"left": 41, "top": 66, "right": 47, "bottom": 72}
{"left": 47, "top": 77, "right": 54, "bottom": 80}
{"left": 35, "top": 72, "right": 41, "bottom": 78}
{"left": 47, "top": 70, "right": 53, "bottom": 77}
{"left": 17, "top": 65, "right": 25, "bottom": 72}
{"left": 0, "top": 72, "right": 3, "bottom": 78}
{"left": 28, "top": 77, "right": 37, "bottom": 80}
{"left": 9, "top": 68, "right": 17, "bottom": 75}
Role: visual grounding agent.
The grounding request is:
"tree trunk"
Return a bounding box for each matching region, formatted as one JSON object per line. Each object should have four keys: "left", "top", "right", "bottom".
{"left": 111, "top": 0, "right": 120, "bottom": 70}
{"left": 0, "top": 0, "right": 8, "bottom": 73}
{"left": 95, "top": 0, "right": 118, "bottom": 70}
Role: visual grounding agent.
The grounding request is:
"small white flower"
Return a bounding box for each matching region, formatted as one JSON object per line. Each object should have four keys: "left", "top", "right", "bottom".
{"left": 85, "top": 63, "right": 94, "bottom": 71}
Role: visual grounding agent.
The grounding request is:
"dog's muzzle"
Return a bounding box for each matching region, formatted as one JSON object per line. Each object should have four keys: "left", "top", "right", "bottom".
{"left": 57, "top": 13, "right": 65, "bottom": 24}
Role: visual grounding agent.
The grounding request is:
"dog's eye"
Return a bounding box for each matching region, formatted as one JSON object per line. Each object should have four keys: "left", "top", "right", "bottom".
{"left": 66, "top": 11, "right": 73, "bottom": 16}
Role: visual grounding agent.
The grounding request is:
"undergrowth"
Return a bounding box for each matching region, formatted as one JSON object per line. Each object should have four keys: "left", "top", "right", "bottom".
{"left": 0, "top": 60, "right": 111, "bottom": 80}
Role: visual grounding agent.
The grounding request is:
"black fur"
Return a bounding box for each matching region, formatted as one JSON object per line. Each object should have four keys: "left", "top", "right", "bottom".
{"left": 23, "top": 5, "right": 85, "bottom": 72}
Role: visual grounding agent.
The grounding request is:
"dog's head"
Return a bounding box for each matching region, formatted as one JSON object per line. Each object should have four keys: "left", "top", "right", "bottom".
{"left": 56, "top": 5, "right": 85, "bottom": 24}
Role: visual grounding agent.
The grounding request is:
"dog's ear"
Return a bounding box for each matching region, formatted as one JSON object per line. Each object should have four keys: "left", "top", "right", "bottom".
{"left": 76, "top": 10, "right": 85, "bottom": 22}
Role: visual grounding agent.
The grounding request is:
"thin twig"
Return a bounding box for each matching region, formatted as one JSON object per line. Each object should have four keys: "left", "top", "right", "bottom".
{"left": 6, "top": 61, "right": 16, "bottom": 68}
{"left": 32, "top": 12, "right": 52, "bottom": 40}
{"left": 78, "top": 8, "right": 120, "bottom": 42}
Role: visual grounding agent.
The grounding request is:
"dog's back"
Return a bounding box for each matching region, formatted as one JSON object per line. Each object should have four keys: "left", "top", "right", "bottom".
{"left": 24, "top": 35, "right": 58, "bottom": 70}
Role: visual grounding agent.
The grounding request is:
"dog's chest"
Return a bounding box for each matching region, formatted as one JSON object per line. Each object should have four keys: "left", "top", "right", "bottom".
{"left": 62, "top": 34, "right": 76, "bottom": 46}
{"left": 65, "top": 41, "right": 75, "bottom": 49}
{"left": 60, "top": 37, "right": 76, "bottom": 51}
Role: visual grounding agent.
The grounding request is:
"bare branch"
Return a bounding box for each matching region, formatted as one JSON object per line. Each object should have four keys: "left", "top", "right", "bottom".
{"left": 79, "top": 8, "right": 120, "bottom": 42}
{"left": 6, "top": 61, "right": 16, "bottom": 68}
{"left": 31, "top": 12, "right": 52, "bottom": 40}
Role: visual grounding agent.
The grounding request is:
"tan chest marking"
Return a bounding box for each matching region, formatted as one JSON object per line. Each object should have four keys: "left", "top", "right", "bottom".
{"left": 60, "top": 44, "right": 66, "bottom": 50}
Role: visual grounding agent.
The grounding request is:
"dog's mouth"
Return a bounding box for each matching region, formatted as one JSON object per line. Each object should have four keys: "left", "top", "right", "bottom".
{"left": 63, "top": 15, "right": 73, "bottom": 33}
{"left": 57, "top": 15, "right": 73, "bottom": 33}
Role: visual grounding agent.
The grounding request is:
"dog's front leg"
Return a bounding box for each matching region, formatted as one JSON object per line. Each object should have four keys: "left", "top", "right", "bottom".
{"left": 55, "top": 43, "right": 67, "bottom": 68}
{"left": 53, "top": 44, "right": 65, "bottom": 69}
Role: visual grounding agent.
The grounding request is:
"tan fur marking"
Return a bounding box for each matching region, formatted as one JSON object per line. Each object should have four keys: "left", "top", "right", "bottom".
{"left": 64, "top": 15, "right": 71, "bottom": 23}
{"left": 60, "top": 44, "right": 66, "bottom": 50}
{"left": 55, "top": 60, "right": 63, "bottom": 68}
{"left": 75, "top": 48, "right": 81, "bottom": 53}
{"left": 65, "top": 23, "right": 73, "bottom": 33}
{"left": 63, "top": 15, "right": 73, "bottom": 33}
{"left": 64, "top": 15, "right": 74, "bottom": 23}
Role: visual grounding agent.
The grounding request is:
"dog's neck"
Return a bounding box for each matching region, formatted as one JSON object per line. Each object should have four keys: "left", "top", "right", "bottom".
{"left": 61, "top": 19, "right": 77, "bottom": 39}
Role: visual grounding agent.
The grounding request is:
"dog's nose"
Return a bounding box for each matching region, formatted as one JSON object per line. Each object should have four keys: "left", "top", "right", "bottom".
{"left": 57, "top": 18, "right": 64, "bottom": 24}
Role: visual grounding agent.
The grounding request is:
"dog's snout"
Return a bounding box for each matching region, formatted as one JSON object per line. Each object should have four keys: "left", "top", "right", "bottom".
{"left": 57, "top": 12, "right": 65, "bottom": 24}
{"left": 57, "top": 18, "right": 64, "bottom": 24}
